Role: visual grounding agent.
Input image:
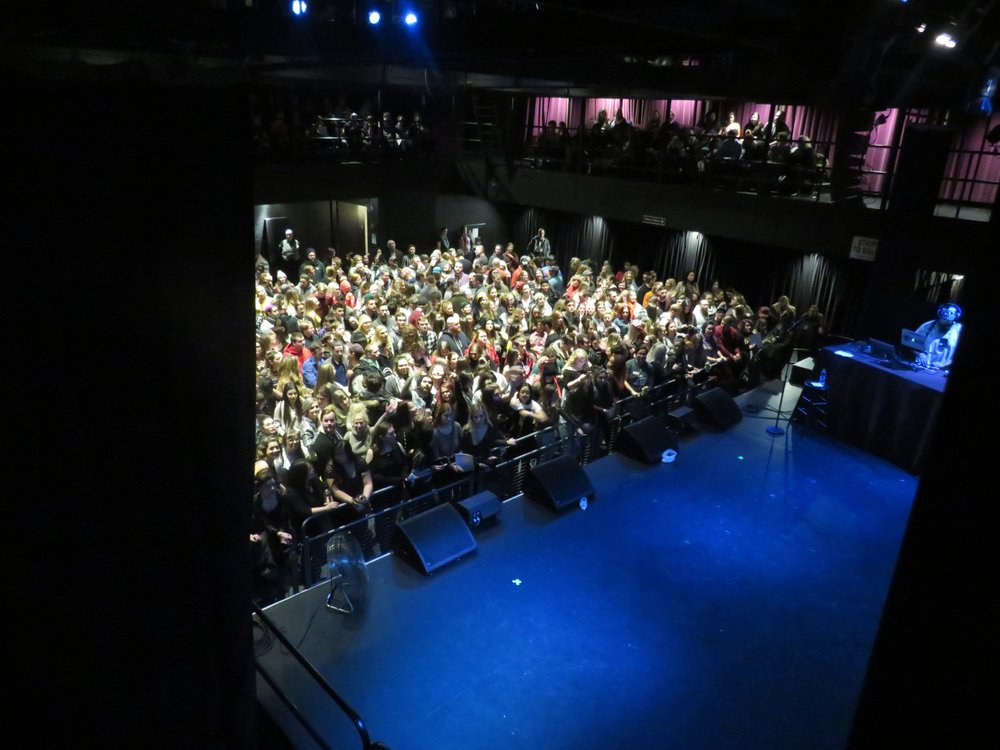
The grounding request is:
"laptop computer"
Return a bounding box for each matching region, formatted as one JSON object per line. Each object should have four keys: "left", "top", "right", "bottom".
{"left": 900, "top": 328, "right": 926, "bottom": 351}
{"left": 867, "top": 338, "right": 897, "bottom": 361}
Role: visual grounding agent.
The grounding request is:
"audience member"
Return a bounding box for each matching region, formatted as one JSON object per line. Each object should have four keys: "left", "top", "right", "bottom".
{"left": 252, "top": 227, "right": 823, "bottom": 601}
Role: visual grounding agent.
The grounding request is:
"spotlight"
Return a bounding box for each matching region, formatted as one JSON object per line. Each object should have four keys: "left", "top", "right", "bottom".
{"left": 934, "top": 32, "right": 957, "bottom": 49}
{"left": 915, "top": 22, "right": 926, "bottom": 33}
{"left": 404, "top": 11, "right": 418, "bottom": 25}
{"left": 368, "top": 9, "right": 381, "bottom": 24}
{"left": 291, "top": 0, "right": 308, "bottom": 15}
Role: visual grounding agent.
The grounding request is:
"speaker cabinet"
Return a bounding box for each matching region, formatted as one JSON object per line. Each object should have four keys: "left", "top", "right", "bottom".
{"left": 664, "top": 405, "right": 695, "bottom": 434}
{"left": 693, "top": 387, "right": 743, "bottom": 428}
{"left": 396, "top": 503, "right": 478, "bottom": 575}
{"left": 617, "top": 416, "right": 679, "bottom": 465}
{"left": 455, "top": 491, "right": 502, "bottom": 528}
{"left": 790, "top": 357, "right": 815, "bottom": 386}
{"left": 525, "top": 454, "right": 596, "bottom": 511}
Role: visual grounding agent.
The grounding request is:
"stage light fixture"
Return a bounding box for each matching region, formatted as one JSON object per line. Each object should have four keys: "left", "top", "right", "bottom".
{"left": 404, "top": 11, "right": 418, "bottom": 25}
{"left": 291, "top": 0, "right": 309, "bottom": 15}
{"left": 368, "top": 9, "right": 381, "bottom": 24}
{"left": 967, "top": 68, "right": 997, "bottom": 117}
{"left": 934, "top": 32, "right": 957, "bottom": 49}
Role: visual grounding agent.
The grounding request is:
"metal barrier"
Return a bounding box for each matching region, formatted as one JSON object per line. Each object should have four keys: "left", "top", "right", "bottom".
{"left": 294, "top": 376, "right": 698, "bottom": 588}
{"left": 253, "top": 603, "right": 390, "bottom": 750}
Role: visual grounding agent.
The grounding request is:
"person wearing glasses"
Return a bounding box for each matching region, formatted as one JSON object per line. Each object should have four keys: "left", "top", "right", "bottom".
{"left": 914, "top": 303, "right": 963, "bottom": 369}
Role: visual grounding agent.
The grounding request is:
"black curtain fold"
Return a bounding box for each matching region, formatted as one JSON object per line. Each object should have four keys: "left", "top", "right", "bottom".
{"left": 768, "top": 252, "right": 867, "bottom": 336}
{"left": 514, "top": 206, "right": 614, "bottom": 271}
{"left": 510, "top": 206, "right": 869, "bottom": 337}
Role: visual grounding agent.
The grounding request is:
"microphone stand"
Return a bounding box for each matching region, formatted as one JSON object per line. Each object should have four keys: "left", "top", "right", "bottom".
{"left": 766, "top": 316, "right": 805, "bottom": 436}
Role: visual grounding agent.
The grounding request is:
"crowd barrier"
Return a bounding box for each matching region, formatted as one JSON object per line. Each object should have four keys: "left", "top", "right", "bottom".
{"left": 295, "top": 376, "right": 696, "bottom": 589}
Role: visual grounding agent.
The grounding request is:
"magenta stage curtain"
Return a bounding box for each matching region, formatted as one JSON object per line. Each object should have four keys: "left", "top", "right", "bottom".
{"left": 940, "top": 114, "right": 999, "bottom": 205}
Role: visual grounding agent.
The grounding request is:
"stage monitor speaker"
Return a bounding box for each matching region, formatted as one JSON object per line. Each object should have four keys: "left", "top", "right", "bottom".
{"left": 396, "top": 503, "right": 478, "bottom": 575}
{"left": 455, "top": 491, "right": 502, "bottom": 529}
{"left": 525, "top": 454, "right": 596, "bottom": 511}
{"left": 790, "top": 357, "right": 815, "bottom": 386}
{"left": 664, "top": 405, "right": 694, "bottom": 434}
{"left": 693, "top": 387, "right": 743, "bottom": 428}
{"left": 617, "top": 416, "right": 679, "bottom": 465}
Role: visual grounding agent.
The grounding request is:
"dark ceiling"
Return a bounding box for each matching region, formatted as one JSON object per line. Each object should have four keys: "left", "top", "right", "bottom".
{"left": 3, "top": 1, "right": 997, "bottom": 106}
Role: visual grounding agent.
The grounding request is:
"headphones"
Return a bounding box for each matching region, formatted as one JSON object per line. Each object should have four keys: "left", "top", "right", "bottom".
{"left": 937, "top": 303, "right": 963, "bottom": 320}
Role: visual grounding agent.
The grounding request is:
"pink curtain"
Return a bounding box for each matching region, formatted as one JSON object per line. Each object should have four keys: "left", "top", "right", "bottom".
{"left": 939, "top": 114, "right": 1000, "bottom": 205}
{"left": 526, "top": 96, "right": 998, "bottom": 208}
{"left": 669, "top": 100, "right": 701, "bottom": 129}
{"left": 530, "top": 97, "right": 572, "bottom": 137}
{"left": 863, "top": 108, "right": 903, "bottom": 195}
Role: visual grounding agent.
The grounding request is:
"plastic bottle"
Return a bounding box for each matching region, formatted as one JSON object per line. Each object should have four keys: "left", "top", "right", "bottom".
{"left": 818, "top": 368, "right": 828, "bottom": 386}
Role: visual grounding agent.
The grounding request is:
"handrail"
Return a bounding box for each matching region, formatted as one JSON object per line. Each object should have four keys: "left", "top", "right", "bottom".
{"left": 253, "top": 602, "right": 389, "bottom": 750}
{"left": 301, "top": 485, "right": 398, "bottom": 543}
{"left": 255, "top": 659, "right": 336, "bottom": 750}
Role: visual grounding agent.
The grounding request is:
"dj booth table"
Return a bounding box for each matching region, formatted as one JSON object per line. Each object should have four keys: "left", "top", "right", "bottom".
{"left": 816, "top": 344, "right": 947, "bottom": 474}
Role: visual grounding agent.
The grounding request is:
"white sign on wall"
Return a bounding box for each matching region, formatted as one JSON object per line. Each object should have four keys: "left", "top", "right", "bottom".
{"left": 850, "top": 236, "right": 879, "bottom": 262}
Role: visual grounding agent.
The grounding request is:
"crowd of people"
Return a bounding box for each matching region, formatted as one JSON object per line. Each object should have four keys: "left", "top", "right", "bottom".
{"left": 530, "top": 107, "right": 825, "bottom": 195}
{"left": 250, "top": 229, "right": 827, "bottom": 602}
{"left": 251, "top": 89, "right": 434, "bottom": 161}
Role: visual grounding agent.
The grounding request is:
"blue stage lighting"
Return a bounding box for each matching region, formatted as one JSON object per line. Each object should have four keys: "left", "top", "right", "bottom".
{"left": 368, "top": 9, "right": 381, "bottom": 25}
{"left": 404, "top": 11, "right": 418, "bottom": 25}
{"left": 291, "top": 0, "right": 308, "bottom": 15}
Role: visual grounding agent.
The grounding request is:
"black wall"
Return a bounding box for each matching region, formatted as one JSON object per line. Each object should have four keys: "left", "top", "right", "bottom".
{"left": 11, "top": 79, "right": 255, "bottom": 747}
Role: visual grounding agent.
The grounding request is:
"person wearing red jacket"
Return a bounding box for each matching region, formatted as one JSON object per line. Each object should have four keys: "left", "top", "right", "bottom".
{"left": 282, "top": 332, "right": 313, "bottom": 372}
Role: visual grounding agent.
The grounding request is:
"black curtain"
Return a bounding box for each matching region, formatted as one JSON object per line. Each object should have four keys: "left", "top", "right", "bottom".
{"left": 764, "top": 252, "right": 869, "bottom": 337}
{"left": 644, "top": 228, "right": 717, "bottom": 289}
{"left": 513, "top": 205, "right": 871, "bottom": 337}
{"left": 263, "top": 216, "right": 288, "bottom": 270}
{"left": 913, "top": 268, "right": 963, "bottom": 305}
{"left": 513, "top": 206, "right": 614, "bottom": 271}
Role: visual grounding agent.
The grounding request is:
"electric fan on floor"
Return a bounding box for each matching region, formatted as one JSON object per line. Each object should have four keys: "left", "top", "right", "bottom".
{"left": 325, "top": 533, "right": 369, "bottom": 614}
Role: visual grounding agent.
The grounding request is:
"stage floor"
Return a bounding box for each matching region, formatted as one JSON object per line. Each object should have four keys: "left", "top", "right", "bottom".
{"left": 256, "top": 381, "right": 917, "bottom": 750}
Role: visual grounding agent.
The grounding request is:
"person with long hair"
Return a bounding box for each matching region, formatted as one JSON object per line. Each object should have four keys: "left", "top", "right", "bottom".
{"left": 298, "top": 397, "right": 321, "bottom": 457}
{"left": 273, "top": 382, "right": 305, "bottom": 436}
{"left": 282, "top": 458, "right": 334, "bottom": 540}
{"left": 311, "top": 361, "right": 337, "bottom": 400}
{"left": 365, "top": 420, "right": 411, "bottom": 491}
{"left": 461, "top": 397, "right": 515, "bottom": 467}
{"left": 509, "top": 383, "right": 549, "bottom": 439}
{"left": 327, "top": 386, "right": 352, "bottom": 432}
{"left": 468, "top": 328, "right": 500, "bottom": 369}
{"left": 251, "top": 461, "right": 295, "bottom": 604}
{"left": 275, "top": 354, "right": 305, "bottom": 395}
{"left": 430, "top": 337, "right": 454, "bottom": 366}
{"left": 424, "top": 401, "right": 467, "bottom": 484}
{"left": 372, "top": 324, "right": 395, "bottom": 366}
{"left": 608, "top": 344, "right": 640, "bottom": 400}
